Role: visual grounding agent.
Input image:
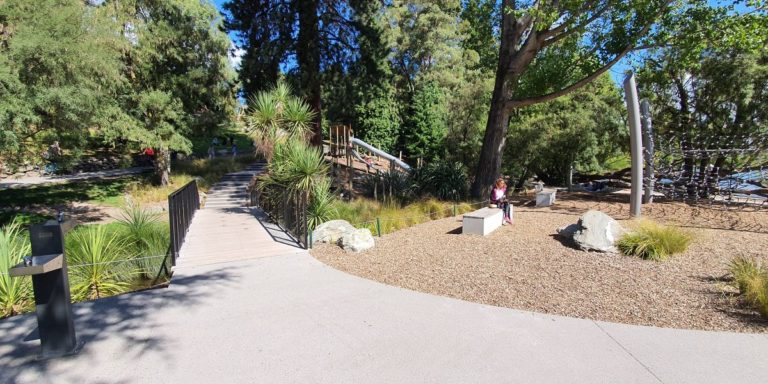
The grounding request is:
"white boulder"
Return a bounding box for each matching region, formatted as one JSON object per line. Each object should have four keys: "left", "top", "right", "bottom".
{"left": 568, "top": 210, "right": 625, "bottom": 252}
{"left": 312, "top": 220, "right": 356, "bottom": 245}
{"left": 341, "top": 228, "right": 375, "bottom": 253}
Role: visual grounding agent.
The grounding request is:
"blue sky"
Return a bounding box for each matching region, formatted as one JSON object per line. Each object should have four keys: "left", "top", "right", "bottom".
{"left": 209, "top": 1, "right": 756, "bottom": 84}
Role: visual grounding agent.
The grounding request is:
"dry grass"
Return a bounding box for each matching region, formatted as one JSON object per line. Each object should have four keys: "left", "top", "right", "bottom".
{"left": 330, "top": 198, "right": 475, "bottom": 235}
{"left": 312, "top": 193, "right": 768, "bottom": 333}
{"left": 617, "top": 220, "right": 693, "bottom": 261}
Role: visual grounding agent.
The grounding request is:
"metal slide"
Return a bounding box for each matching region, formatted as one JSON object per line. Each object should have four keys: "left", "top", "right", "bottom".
{"left": 349, "top": 137, "right": 411, "bottom": 171}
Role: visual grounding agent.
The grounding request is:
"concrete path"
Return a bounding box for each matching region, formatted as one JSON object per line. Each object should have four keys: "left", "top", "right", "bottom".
{"left": 0, "top": 167, "right": 152, "bottom": 190}
{"left": 1, "top": 165, "right": 767, "bottom": 383}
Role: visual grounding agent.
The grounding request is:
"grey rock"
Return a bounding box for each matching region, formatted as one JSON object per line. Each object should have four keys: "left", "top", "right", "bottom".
{"left": 312, "top": 219, "right": 356, "bottom": 245}
{"left": 341, "top": 228, "right": 375, "bottom": 252}
{"left": 571, "top": 210, "right": 625, "bottom": 253}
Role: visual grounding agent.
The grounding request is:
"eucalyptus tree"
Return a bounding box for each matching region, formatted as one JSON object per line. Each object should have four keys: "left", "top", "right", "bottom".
{"left": 470, "top": 0, "right": 764, "bottom": 197}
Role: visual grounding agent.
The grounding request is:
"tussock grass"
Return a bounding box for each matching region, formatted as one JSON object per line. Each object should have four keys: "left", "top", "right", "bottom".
{"left": 729, "top": 257, "right": 768, "bottom": 318}
{"left": 617, "top": 220, "right": 693, "bottom": 261}
{"left": 329, "top": 198, "right": 475, "bottom": 236}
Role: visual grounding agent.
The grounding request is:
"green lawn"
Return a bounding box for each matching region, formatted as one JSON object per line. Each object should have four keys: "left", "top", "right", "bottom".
{"left": 0, "top": 154, "right": 259, "bottom": 226}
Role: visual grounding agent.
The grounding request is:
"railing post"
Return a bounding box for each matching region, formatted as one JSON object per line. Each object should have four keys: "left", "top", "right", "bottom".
{"left": 376, "top": 217, "right": 382, "bottom": 237}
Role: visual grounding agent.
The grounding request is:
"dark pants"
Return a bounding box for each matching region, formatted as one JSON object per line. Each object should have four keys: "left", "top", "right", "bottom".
{"left": 493, "top": 200, "right": 512, "bottom": 220}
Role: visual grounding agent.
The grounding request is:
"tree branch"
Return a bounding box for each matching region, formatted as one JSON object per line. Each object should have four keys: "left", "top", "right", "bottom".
{"left": 541, "top": 3, "right": 610, "bottom": 48}
{"left": 505, "top": 43, "right": 632, "bottom": 109}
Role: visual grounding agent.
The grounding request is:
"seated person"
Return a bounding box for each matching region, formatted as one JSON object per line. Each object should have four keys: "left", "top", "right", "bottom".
{"left": 490, "top": 178, "right": 514, "bottom": 225}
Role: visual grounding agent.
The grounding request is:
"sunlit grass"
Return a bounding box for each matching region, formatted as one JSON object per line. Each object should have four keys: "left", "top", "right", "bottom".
{"left": 729, "top": 256, "right": 768, "bottom": 318}
{"left": 617, "top": 220, "right": 693, "bottom": 261}
{"left": 329, "top": 198, "right": 474, "bottom": 236}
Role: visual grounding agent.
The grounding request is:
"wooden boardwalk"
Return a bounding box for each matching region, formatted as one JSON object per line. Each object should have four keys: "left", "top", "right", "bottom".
{"left": 175, "top": 163, "right": 305, "bottom": 269}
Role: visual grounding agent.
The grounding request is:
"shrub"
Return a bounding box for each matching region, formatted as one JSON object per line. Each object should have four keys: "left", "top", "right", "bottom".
{"left": 307, "top": 178, "right": 337, "bottom": 230}
{"left": 361, "top": 170, "right": 416, "bottom": 204}
{"left": 729, "top": 256, "right": 768, "bottom": 318}
{"left": 617, "top": 220, "right": 692, "bottom": 261}
{"left": 66, "top": 225, "right": 137, "bottom": 301}
{"left": 417, "top": 162, "right": 469, "bottom": 201}
{"left": 116, "top": 203, "right": 170, "bottom": 279}
{"left": 0, "top": 220, "right": 32, "bottom": 317}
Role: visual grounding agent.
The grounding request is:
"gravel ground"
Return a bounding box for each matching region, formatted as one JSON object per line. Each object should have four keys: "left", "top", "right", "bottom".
{"left": 311, "top": 193, "right": 768, "bottom": 333}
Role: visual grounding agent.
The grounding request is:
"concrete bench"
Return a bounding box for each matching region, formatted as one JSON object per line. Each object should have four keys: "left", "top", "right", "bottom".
{"left": 536, "top": 189, "right": 557, "bottom": 207}
{"left": 462, "top": 207, "right": 503, "bottom": 236}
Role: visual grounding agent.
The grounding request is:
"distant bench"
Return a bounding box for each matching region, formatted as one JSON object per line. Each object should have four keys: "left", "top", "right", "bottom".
{"left": 462, "top": 207, "right": 503, "bottom": 236}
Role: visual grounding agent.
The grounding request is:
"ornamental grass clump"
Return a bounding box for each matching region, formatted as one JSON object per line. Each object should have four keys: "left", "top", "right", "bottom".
{"left": 728, "top": 256, "right": 768, "bottom": 318}
{"left": 617, "top": 220, "right": 692, "bottom": 261}
{"left": 0, "top": 220, "right": 32, "bottom": 317}
{"left": 66, "top": 225, "right": 137, "bottom": 301}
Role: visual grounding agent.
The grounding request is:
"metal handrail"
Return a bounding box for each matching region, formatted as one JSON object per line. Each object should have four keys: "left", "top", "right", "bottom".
{"left": 168, "top": 180, "right": 199, "bottom": 265}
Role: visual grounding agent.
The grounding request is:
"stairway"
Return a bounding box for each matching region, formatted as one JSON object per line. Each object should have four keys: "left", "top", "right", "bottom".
{"left": 203, "top": 163, "right": 265, "bottom": 210}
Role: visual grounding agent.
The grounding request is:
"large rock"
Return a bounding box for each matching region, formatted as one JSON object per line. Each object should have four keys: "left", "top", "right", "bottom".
{"left": 567, "top": 210, "right": 625, "bottom": 252}
{"left": 341, "top": 228, "right": 375, "bottom": 252}
{"left": 312, "top": 220, "right": 356, "bottom": 245}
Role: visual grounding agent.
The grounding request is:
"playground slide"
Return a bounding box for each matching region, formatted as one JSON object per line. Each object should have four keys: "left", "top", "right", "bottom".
{"left": 350, "top": 148, "right": 381, "bottom": 171}
{"left": 349, "top": 137, "right": 411, "bottom": 171}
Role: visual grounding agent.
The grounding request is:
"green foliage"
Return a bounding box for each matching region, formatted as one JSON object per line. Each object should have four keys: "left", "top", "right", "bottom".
{"left": 617, "top": 221, "right": 693, "bottom": 261}
{"left": 0, "top": 0, "right": 125, "bottom": 168}
{"left": 361, "top": 170, "right": 417, "bottom": 204}
{"left": 402, "top": 82, "right": 448, "bottom": 161}
{"left": 411, "top": 162, "right": 469, "bottom": 201}
{"left": 354, "top": 84, "right": 401, "bottom": 153}
{"left": 728, "top": 256, "right": 768, "bottom": 318}
{"left": 362, "top": 161, "right": 469, "bottom": 203}
{"left": 116, "top": 203, "right": 169, "bottom": 279}
{"left": 328, "top": 197, "right": 473, "bottom": 235}
{"left": 247, "top": 80, "right": 317, "bottom": 160}
{"left": 505, "top": 74, "right": 626, "bottom": 186}
{"left": 66, "top": 224, "right": 137, "bottom": 301}
{"left": 0, "top": 0, "right": 237, "bottom": 181}
{"left": 639, "top": 49, "right": 768, "bottom": 173}
{"left": 0, "top": 220, "right": 32, "bottom": 317}
{"left": 262, "top": 139, "right": 328, "bottom": 195}
{"left": 307, "top": 178, "right": 337, "bottom": 230}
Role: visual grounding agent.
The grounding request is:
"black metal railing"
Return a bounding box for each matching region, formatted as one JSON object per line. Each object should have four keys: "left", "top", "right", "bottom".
{"left": 251, "top": 185, "right": 309, "bottom": 249}
{"left": 168, "top": 180, "right": 200, "bottom": 265}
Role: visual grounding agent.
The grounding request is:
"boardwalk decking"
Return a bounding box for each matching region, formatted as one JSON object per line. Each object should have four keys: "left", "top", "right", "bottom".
{"left": 175, "top": 163, "right": 304, "bottom": 269}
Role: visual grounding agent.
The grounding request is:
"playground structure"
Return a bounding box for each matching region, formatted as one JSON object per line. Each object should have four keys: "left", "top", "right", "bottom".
{"left": 652, "top": 130, "right": 768, "bottom": 208}
{"left": 622, "top": 72, "right": 768, "bottom": 211}
{"left": 326, "top": 124, "right": 411, "bottom": 194}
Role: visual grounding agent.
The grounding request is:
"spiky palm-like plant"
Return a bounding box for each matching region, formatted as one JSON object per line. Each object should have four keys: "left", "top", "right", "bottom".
{"left": 66, "top": 225, "right": 136, "bottom": 301}
{"left": 116, "top": 203, "right": 170, "bottom": 279}
{"left": 246, "top": 80, "right": 316, "bottom": 160}
{"left": 307, "top": 177, "right": 337, "bottom": 230}
{"left": 0, "top": 220, "right": 32, "bottom": 317}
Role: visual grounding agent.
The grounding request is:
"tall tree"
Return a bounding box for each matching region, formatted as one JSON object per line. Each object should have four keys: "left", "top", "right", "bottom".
{"left": 224, "top": 0, "right": 357, "bottom": 146}
{"left": 297, "top": 0, "right": 322, "bottom": 144}
{"left": 103, "top": 0, "right": 237, "bottom": 185}
{"left": 470, "top": 0, "right": 758, "bottom": 197}
{"left": 0, "top": 0, "right": 124, "bottom": 169}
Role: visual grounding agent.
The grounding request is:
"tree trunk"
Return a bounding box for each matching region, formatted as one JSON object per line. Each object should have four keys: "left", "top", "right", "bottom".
{"left": 154, "top": 148, "right": 171, "bottom": 186}
{"left": 471, "top": 87, "right": 511, "bottom": 198}
{"left": 470, "top": 1, "right": 539, "bottom": 198}
{"left": 297, "top": 0, "right": 322, "bottom": 146}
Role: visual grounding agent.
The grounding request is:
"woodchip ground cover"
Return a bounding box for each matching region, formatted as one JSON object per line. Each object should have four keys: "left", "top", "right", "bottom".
{"left": 312, "top": 194, "right": 768, "bottom": 333}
